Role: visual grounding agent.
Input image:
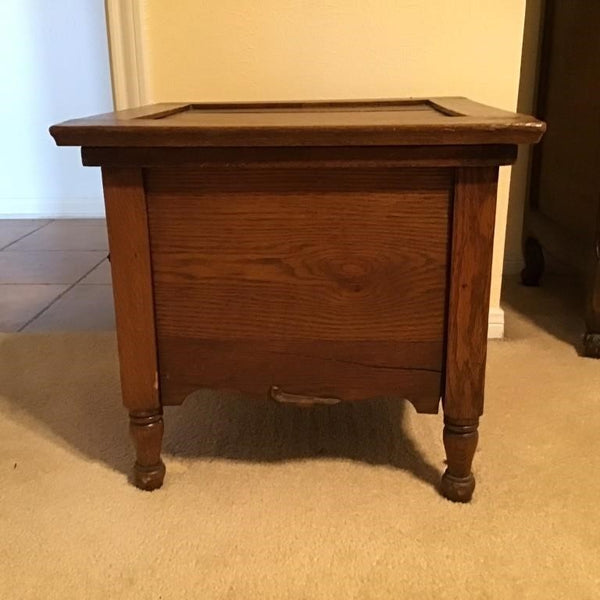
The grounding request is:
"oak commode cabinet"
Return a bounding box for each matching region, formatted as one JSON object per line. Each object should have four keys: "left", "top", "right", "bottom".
{"left": 50, "top": 98, "right": 544, "bottom": 502}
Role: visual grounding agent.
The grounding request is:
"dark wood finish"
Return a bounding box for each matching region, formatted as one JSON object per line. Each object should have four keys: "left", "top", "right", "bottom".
{"left": 584, "top": 207, "right": 600, "bottom": 357}
{"left": 440, "top": 419, "right": 479, "bottom": 503}
{"left": 444, "top": 168, "right": 498, "bottom": 421}
{"left": 441, "top": 167, "right": 498, "bottom": 502}
{"left": 525, "top": 0, "right": 600, "bottom": 356}
{"left": 521, "top": 236, "right": 545, "bottom": 286}
{"left": 50, "top": 97, "right": 545, "bottom": 147}
{"left": 129, "top": 410, "right": 165, "bottom": 491}
{"left": 82, "top": 144, "right": 518, "bottom": 168}
{"left": 583, "top": 333, "right": 600, "bottom": 358}
{"left": 158, "top": 339, "right": 442, "bottom": 414}
{"left": 51, "top": 98, "right": 543, "bottom": 501}
{"left": 102, "top": 168, "right": 163, "bottom": 489}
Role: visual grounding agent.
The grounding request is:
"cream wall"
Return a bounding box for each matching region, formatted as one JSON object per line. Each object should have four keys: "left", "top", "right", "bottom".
{"left": 133, "top": 0, "right": 529, "bottom": 325}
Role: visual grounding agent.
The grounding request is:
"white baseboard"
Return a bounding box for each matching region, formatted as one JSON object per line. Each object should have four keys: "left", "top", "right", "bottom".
{"left": 0, "top": 214, "right": 105, "bottom": 219}
{"left": 488, "top": 307, "right": 505, "bottom": 339}
{"left": 0, "top": 198, "right": 105, "bottom": 219}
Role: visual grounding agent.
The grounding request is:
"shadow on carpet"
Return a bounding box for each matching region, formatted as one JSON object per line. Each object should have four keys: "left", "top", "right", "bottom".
{"left": 0, "top": 332, "right": 441, "bottom": 489}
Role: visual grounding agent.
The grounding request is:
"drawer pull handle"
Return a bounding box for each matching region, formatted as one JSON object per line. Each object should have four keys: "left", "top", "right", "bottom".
{"left": 270, "top": 386, "right": 341, "bottom": 407}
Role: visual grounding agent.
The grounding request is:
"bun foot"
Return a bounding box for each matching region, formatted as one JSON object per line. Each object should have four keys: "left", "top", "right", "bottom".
{"left": 440, "top": 470, "right": 475, "bottom": 503}
{"left": 133, "top": 459, "right": 166, "bottom": 491}
{"left": 583, "top": 332, "right": 600, "bottom": 358}
{"left": 521, "top": 237, "right": 544, "bottom": 286}
{"left": 129, "top": 410, "right": 165, "bottom": 491}
{"left": 441, "top": 418, "right": 478, "bottom": 503}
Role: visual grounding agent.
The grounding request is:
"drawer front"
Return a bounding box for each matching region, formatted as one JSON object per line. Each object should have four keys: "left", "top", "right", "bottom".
{"left": 146, "top": 166, "right": 451, "bottom": 411}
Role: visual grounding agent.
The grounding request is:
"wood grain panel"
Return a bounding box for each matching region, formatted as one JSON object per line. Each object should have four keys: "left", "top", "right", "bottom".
{"left": 443, "top": 167, "right": 498, "bottom": 422}
{"left": 159, "top": 339, "right": 442, "bottom": 413}
{"left": 102, "top": 168, "right": 160, "bottom": 412}
{"left": 146, "top": 165, "right": 449, "bottom": 407}
{"left": 147, "top": 167, "right": 451, "bottom": 342}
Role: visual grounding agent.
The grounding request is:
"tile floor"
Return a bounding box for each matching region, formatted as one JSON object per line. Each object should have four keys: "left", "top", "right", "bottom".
{"left": 0, "top": 219, "right": 114, "bottom": 332}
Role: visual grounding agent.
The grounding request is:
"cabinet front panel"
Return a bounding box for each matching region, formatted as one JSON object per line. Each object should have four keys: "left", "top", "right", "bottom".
{"left": 146, "top": 166, "right": 451, "bottom": 409}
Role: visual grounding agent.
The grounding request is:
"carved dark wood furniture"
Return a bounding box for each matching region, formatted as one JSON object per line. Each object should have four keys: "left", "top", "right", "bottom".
{"left": 523, "top": 0, "right": 600, "bottom": 357}
{"left": 51, "top": 98, "right": 544, "bottom": 501}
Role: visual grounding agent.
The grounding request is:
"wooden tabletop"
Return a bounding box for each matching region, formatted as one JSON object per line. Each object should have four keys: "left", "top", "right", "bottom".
{"left": 50, "top": 97, "right": 545, "bottom": 147}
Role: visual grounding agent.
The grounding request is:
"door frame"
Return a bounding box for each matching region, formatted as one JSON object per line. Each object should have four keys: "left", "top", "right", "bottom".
{"left": 105, "top": 0, "right": 148, "bottom": 109}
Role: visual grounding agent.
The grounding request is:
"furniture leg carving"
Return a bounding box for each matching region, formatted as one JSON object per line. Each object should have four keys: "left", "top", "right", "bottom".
{"left": 129, "top": 410, "right": 166, "bottom": 491}
{"left": 441, "top": 167, "right": 498, "bottom": 503}
{"left": 440, "top": 418, "right": 478, "bottom": 503}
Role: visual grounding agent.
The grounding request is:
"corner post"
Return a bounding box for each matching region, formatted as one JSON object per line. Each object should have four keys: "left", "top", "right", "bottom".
{"left": 102, "top": 167, "right": 165, "bottom": 490}
{"left": 442, "top": 167, "right": 499, "bottom": 502}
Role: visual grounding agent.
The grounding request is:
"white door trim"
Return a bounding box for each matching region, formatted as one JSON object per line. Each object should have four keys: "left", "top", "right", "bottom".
{"left": 105, "top": 0, "right": 148, "bottom": 109}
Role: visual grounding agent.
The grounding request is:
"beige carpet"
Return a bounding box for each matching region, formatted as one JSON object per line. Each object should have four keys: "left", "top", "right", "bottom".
{"left": 1, "top": 279, "right": 599, "bottom": 599}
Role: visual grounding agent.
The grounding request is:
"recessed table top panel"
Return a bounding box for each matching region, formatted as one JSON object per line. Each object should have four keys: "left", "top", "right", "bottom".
{"left": 50, "top": 97, "right": 545, "bottom": 147}
{"left": 147, "top": 100, "right": 454, "bottom": 126}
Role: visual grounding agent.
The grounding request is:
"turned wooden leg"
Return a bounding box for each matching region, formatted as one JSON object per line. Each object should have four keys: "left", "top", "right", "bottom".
{"left": 521, "top": 236, "right": 545, "bottom": 286}
{"left": 129, "top": 410, "right": 166, "bottom": 491}
{"left": 442, "top": 168, "right": 497, "bottom": 503}
{"left": 103, "top": 169, "right": 164, "bottom": 489}
{"left": 440, "top": 418, "right": 478, "bottom": 503}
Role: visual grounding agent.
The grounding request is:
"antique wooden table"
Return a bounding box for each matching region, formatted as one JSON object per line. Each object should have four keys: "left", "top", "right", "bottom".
{"left": 51, "top": 98, "right": 544, "bottom": 502}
